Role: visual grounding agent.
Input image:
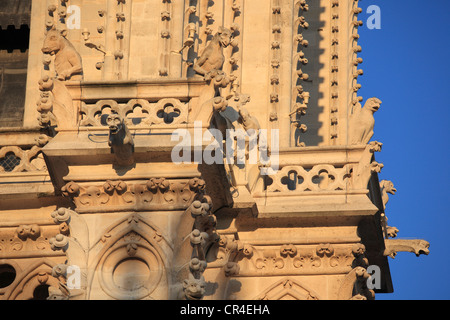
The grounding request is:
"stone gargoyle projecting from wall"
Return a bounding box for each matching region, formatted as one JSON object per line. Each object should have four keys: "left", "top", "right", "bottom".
{"left": 107, "top": 114, "right": 134, "bottom": 167}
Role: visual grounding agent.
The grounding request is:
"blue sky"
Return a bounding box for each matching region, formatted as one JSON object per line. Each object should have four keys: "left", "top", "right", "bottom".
{"left": 356, "top": 0, "right": 450, "bottom": 299}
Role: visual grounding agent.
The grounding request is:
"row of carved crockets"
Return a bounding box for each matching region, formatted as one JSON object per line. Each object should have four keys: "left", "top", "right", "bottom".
{"left": 216, "top": 239, "right": 375, "bottom": 300}
{"left": 269, "top": 1, "right": 310, "bottom": 145}
{"left": 215, "top": 238, "right": 369, "bottom": 276}
{"left": 290, "top": 0, "right": 310, "bottom": 147}
{"left": 330, "top": 0, "right": 364, "bottom": 143}
{"left": 60, "top": 177, "right": 207, "bottom": 210}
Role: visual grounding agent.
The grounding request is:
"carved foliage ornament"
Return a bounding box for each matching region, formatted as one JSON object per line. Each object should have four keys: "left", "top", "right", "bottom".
{"left": 221, "top": 243, "right": 356, "bottom": 277}
{"left": 0, "top": 225, "right": 58, "bottom": 254}
{"left": 61, "top": 178, "right": 206, "bottom": 212}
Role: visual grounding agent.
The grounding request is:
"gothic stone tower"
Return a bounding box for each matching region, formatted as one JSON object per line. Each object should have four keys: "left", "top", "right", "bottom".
{"left": 0, "top": 0, "right": 429, "bottom": 300}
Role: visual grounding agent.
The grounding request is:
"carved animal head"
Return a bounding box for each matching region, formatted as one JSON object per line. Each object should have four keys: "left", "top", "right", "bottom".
{"left": 415, "top": 240, "right": 430, "bottom": 256}
{"left": 183, "top": 274, "right": 206, "bottom": 300}
{"left": 386, "top": 226, "right": 399, "bottom": 238}
{"left": 217, "top": 26, "right": 233, "bottom": 47}
{"left": 380, "top": 180, "right": 397, "bottom": 195}
{"left": 42, "top": 28, "right": 67, "bottom": 55}
{"left": 106, "top": 114, "right": 124, "bottom": 136}
{"left": 363, "top": 97, "right": 382, "bottom": 113}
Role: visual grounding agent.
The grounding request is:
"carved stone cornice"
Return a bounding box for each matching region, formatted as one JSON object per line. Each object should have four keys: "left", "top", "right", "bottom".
{"left": 212, "top": 241, "right": 360, "bottom": 277}
{"left": 61, "top": 177, "right": 207, "bottom": 213}
{"left": 0, "top": 224, "right": 66, "bottom": 259}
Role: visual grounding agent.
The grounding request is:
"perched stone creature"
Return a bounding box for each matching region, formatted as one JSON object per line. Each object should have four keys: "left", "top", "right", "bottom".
{"left": 107, "top": 114, "right": 134, "bottom": 167}
{"left": 42, "top": 28, "right": 83, "bottom": 81}
{"left": 238, "top": 106, "right": 260, "bottom": 134}
{"left": 193, "top": 27, "right": 233, "bottom": 79}
{"left": 380, "top": 180, "right": 397, "bottom": 210}
{"left": 386, "top": 226, "right": 399, "bottom": 238}
{"left": 349, "top": 97, "right": 382, "bottom": 145}
{"left": 379, "top": 180, "right": 399, "bottom": 238}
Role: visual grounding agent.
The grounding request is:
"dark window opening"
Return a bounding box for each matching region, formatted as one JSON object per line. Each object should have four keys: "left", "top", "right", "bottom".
{"left": 0, "top": 24, "right": 30, "bottom": 52}
{"left": 0, "top": 0, "right": 32, "bottom": 128}
{"left": 0, "top": 264, "right": 16, "bottom": 288}
{"left": 30, "top": 284, "right": 50, "bottom": 300}
{"left": 0, "top": 24, "right": 29, "bottom": 128}
{"left": 0, "top": 152, "right": 21, "bottom": 172}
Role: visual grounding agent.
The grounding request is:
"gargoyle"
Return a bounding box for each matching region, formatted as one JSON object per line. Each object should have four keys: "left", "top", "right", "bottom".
{"left": 384, "top": 239, "right": 430, "bottom": 258}
{"left": 47, "top": 283, "right": 70, "bottom": 300}
{"left": 182, "top": 273, "right": 206, "bottom": 300}
{"left": 349, "top": 97, "right": 382, "bottom": 145}
{"left": 209, "top": 94, "right": 253, "bottom": 141}
{"left": 42, "top": 28, "right": 83, "bottom": 81}
{"left": 193, "top": 27, "right": 233, "bottom": 79}
{"left": 107, "top": 114, "right": 134, "bottom": 167}
{"left": 349, "top": 141, "right": 383, "bottom": 190}
{"left": 50, "top": 263, "right": 86, "bottom": 300}
{"left": 386, "top": 226, "right": 399, "bottom": 238}
{"left": 380, "top": 180, "right": 397, "bottom": 210}
{"left": 238, "top": 106, "right": 260, "bottom": 134}
{"left": 379, "top": 180, "right": 399, "bottom": 238}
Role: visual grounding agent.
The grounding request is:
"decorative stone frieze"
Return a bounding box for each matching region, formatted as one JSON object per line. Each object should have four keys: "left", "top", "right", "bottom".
{"left": 60, "top": 178, "right": 207, "bottom": 213}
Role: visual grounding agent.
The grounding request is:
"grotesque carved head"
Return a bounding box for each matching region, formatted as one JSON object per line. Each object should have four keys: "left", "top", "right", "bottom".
{"left": 217, "top": 27, "right": 233, "bottom": 47}
{"left": 107, "top": 114, "right": 123, "bottom": 135}
{"left": 380, "top": 180, "right": 397, "bottom": 195}
{"left": 42, "top": 29, "right": 66, "bottom": 55}
{"left": 364, "top": 97, "right": 382, "bottom": 113}
{"left": 183, "top": 274, "right": 206, "bottom": 300}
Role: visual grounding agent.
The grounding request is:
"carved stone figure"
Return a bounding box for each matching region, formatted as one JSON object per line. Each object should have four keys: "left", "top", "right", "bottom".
{"left": 350, "top": 141, "right": 384, "bottom": 190}
{"left": 47, "top": 284, "right": 70, "bottom": 300}
{"left": 379, "top": 180, "right": 399, "bottom": 238}
{"left": 238, "top": 106, "right": 260, "bottom": 133}
{"left": 41, "top": 28, "right": 83, "bottom": 81}
{"left": 349, "top": 97, "right": 382, "bottom": 145}
{"left": 386, "top": 226, "right": 399, "bottom": 238}
{"left": 193, "top": 27, "right": 233, "bottom": 79}
{"left": 384, "top": 239, "right": 430, "bottom": 258}
{"left": 183, "top": 273, "right": 206, "bottom": 300}
{"left": 380, "top": 180, "right": 397, "bottom": 210}
{"left": 107, "top": 114, "right": 134, "bottom": 167}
